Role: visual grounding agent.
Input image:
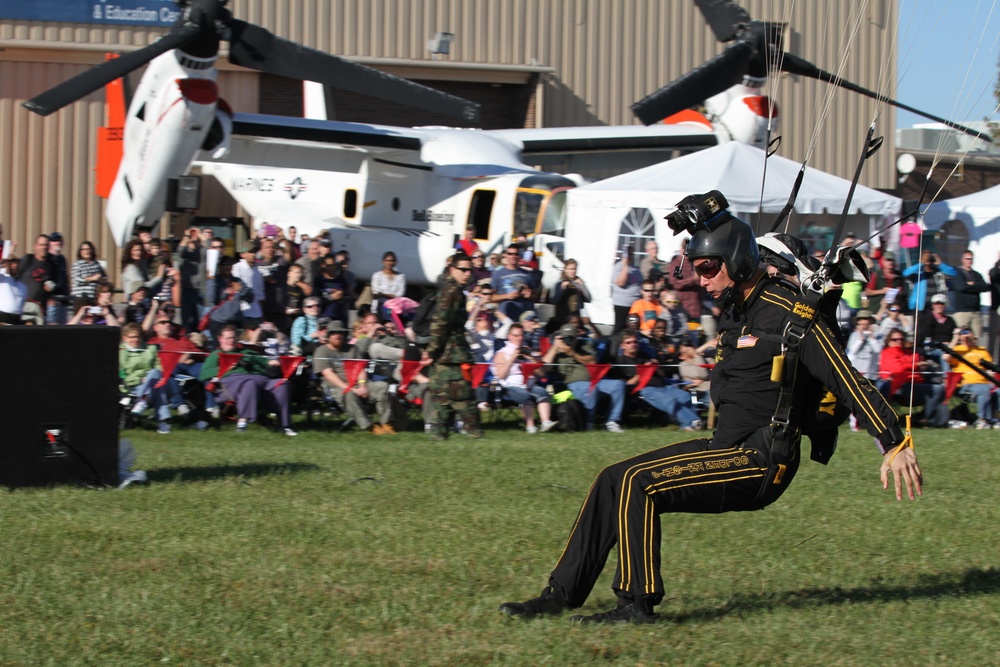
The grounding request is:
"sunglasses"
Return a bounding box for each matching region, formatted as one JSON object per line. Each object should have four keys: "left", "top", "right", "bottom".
{"left": 453, "top": 266, "right": 472, "bottom": 272}
{"left": 693, "top": 259, "right": 722, "bottom": 279}
{"left": 889, "top": 337, "right": 903, "bottom": 342}
{"left": 665, "top": 300, "right": 680, "bottom": 304}
{"left": 505, "top": 252, "right": 519, "bottom": 256}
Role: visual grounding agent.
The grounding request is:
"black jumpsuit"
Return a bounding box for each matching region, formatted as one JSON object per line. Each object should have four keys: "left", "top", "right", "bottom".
{"left": 547, "top": 276, "right": 902, "bottom": 608}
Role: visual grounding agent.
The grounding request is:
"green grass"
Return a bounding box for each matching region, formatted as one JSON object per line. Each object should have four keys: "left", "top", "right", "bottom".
{"left": 1, "top": 419, "right": 998, "bottom": 666}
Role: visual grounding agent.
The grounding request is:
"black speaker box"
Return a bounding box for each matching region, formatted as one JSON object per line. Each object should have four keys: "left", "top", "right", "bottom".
{"left": 0, "top": 326, "right": 119, "bottom": 488}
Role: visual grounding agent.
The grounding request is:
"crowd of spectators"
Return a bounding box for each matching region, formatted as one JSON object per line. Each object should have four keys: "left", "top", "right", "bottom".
{"left": 1, "top": 220, "right": 998, "bottom": 434}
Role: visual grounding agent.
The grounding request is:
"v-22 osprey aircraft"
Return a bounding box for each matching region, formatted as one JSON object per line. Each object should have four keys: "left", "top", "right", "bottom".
{"left": 26, "top": 0, "right": 973, "bottom": 288}
{"left": 23, "top": 0, "right": 782, "bottom": 287}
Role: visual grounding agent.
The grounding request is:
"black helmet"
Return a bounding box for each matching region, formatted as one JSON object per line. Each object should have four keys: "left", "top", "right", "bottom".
{"left": 685, "top": 212, "right": 759, "bottom": 284}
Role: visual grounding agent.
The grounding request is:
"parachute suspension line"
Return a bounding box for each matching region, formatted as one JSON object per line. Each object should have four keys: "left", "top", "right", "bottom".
{"left": 923, "top": 101, "right": 1000, "bottom": 206}
{"left": 768, "top": 1, "right": 870, "bottom": 238}
{"left": 803, "top": 0, "right": 870, "bottom": 166}
{"left": 755, "top": 0, "right": 798, "bottom": 235}
{"left": 764, "top": 0, "right": 865, "bottom": 235}
{"left": 905, "top": 221, "right": 930, "bottom": 417}
{"left": 870, "top": 0, "right": 901, "bottom": 126}
{"left": 934, "top": 0, "right": 1000, "bottom": 158}
{"left": 906, "top": 1, "right": 1000, "bottom": 229}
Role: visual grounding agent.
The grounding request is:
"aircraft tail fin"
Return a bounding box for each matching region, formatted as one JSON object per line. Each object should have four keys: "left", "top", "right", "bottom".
{"left": 95, "top": 54, "right": 126, "bottom": 199}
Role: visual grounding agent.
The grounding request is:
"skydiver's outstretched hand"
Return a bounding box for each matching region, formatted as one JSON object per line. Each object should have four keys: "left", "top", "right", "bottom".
{"left": 880, "top": 446, "right": 923, "bottom": 501}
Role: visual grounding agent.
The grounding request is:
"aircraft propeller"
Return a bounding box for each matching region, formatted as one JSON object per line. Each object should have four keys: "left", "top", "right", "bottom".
{"left": 23, "top": 0, "right": 480, "bottom": 123}
{"left": 632, "top": 0, "right": 985, "bottom": 141}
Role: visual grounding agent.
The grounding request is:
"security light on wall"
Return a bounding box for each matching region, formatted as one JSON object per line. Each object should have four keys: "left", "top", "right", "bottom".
{"left": 428, "top": 32, "right": 454, "bottom": 56}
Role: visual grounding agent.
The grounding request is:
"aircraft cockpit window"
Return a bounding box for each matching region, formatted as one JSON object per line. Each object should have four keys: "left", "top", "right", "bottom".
{"left": 514, "top": 191, "right": 544, "bottom": 238}
{"left": 344, "top": 189, "right": 358, "bottom": 218}
{"left": 539, "top": 190, "right": 568, "bottom": 236}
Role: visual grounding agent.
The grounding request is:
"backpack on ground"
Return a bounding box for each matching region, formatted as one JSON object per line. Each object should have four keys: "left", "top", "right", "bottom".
{"left": 555, "top": 398, "right": 586, "bottom": 432}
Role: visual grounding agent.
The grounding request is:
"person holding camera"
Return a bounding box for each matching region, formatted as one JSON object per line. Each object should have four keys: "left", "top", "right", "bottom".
{"left": 543, "top": 322, "right": 627, "bottom": 433}
{"left": 491, "top": 244, "right": 537, "bottom": 321}
{"left": 548, "top": 259, "right": 590, "bottom": 334}
{"left": 500, "top": 192, "right": 920, "bottom": 625}
{"left": 845, "top": 310, "right": 882, "bottom": 381}
{"left": 68, "top": 291, "right": 120, "bottom": 327}
{"left": 177, "top": 227, "right": 208, "bottom": 333}
{"left": 877, "top": 328, "right": 948, "bottom": 427}
{"left": 491, "top": 323, "right": 556, "bottom": 433}
{"left": 903, "top": 250, "right": 955, "bottom": 312}
{"left": 611, "top": 245, "right": 643, "bottom": 332}
{"left": 943, "top": 328, "right": 997, "bottom": 429}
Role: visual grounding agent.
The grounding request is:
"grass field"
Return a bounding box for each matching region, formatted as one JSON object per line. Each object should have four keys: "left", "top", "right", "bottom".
{"left": 1, "top": 418, "right": 998, "bottom": 666}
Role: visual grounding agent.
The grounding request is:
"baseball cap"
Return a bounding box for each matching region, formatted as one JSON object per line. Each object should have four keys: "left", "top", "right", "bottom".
{"left": 519, "top": 310, "right": 539, "bottom": 323}
{"left": 931, "top": 294, "right": 948, "bottom": 304}
{"left": 325, "top": 319, "right": 350, "bottom": 333}
{"left": 959, "top": 328, "right": 972, "bottom": 335}
{"left": 557, "top": 324, "right": 578, "bottom": 340}
{"left": 855, "top": 309, "right": 874, "bottom": 322}
{"left": 49, "top": 231, "right": 63, "bottom": 242}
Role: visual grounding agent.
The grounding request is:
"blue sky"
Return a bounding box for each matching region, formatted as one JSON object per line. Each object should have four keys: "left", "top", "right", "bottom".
{"left": 896, "top": 0, "right": 1000, "bottom": 128}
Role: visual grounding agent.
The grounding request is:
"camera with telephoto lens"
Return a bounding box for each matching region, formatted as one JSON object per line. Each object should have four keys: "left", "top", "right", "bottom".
{"left": 664, "top": 190, "right": 730, "bottom": 236}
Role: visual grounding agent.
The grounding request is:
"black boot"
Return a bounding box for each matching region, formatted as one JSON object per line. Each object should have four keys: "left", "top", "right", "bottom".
{"left": 498, "top": 586, "right": 568, "bottom": 618}
{"left": 569, "top": 601, "right": 658, "bottom": 625}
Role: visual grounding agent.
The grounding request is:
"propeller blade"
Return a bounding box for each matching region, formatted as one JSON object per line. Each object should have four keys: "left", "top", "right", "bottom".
{"left": 227, "top": 20, "right": 480, "bottom": 123}
{"left": 22, "top": 25, "right": 201, "bottom": 117}
{"left": 632, "top": 41, "right": 753, "bottom": 125}
{"left": 781, "top": 53, "right": 988, "bottom": 141}
{"left": 694, "top": 0, "right": 752, "bottom": 42}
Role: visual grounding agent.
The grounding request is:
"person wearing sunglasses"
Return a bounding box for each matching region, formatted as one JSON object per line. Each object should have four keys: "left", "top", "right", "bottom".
{"left": 500, "top": 196, "right": 921, "bottom": 626}
{"left": 627, "top": 279, "right": 664, "bottom": 333}
{"left": 420, "top": 253, "right": 482, "bottom": 440}
{"left": 877, "top": 328, "right": 948, "bottom": 427}
{"left": 490, "top": 244, "right": 537, "bottom": 322}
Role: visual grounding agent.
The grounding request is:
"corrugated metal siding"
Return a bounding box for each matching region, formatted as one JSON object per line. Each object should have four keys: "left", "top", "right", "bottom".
{"left": 2, "top": 0, "right": 900, "bottom": 283}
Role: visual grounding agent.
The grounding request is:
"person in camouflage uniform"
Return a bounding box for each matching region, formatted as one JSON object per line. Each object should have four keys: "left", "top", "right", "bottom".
{"left": 421, "top": 253, "right": 482, "bottom": 440}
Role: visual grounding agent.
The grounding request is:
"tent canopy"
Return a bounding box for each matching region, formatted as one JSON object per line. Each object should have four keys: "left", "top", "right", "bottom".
{"left": 922, "top": 183, "right": 1000, "bottom": 230}
{"left": 578, "top": 141, "right": 901, "bottom": 217}
{"left": 563, "top": 142, "right": 901, "bottom": 327}
{"left": 921, "top": 183, "right": 1000, "bottom": 277}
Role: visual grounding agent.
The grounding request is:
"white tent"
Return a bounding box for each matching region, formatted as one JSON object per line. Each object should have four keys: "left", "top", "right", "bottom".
{"left": 565, "top": 142, "right": 902, "bottom": 326}
{"left": 921, "top": 183, "right": 1000, "bottom": 278}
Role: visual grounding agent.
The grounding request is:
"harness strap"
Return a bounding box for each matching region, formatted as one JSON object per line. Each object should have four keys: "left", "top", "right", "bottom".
{"left": 770, "top": 291, "right": 822, "bottom": 458}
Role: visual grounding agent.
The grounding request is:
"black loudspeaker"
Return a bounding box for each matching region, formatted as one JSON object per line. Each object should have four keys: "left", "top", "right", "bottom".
{"left": 0, "top": 326, "right": 119, "bottom": 488}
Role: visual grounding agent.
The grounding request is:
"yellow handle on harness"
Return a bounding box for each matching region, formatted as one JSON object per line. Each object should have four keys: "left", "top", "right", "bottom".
{"left": 770, "top": 354, "right": 785, "bottom": 383}
{"left": 888, "top": 414, "right": 915, "bottom": 464}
